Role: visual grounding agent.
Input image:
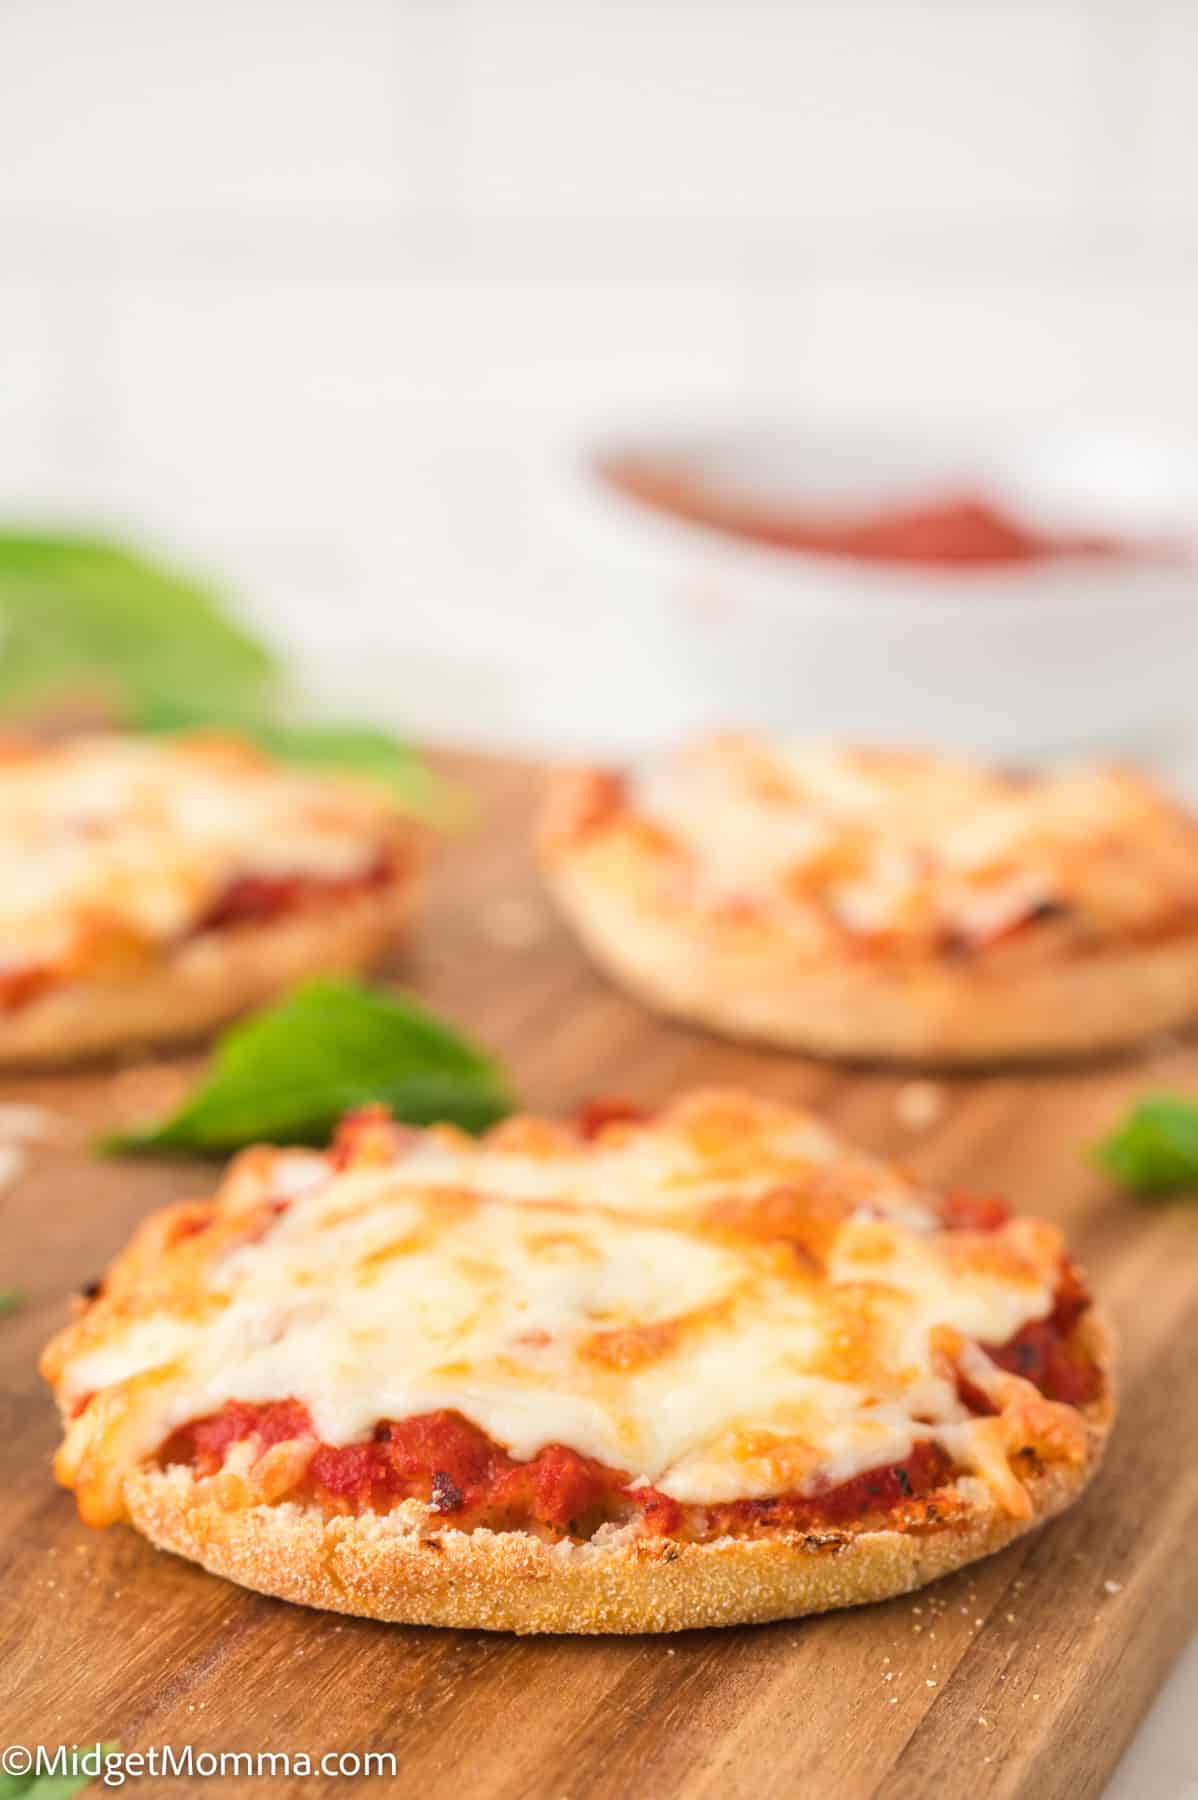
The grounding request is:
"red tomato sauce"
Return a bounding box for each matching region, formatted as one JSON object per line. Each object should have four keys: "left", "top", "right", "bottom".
{"left": 165, "top": 1404, "right": 629, "bottom": 1534}
{"left": 574, "top": 1097, "right": 651, "bottom": 1140}
{"left": 605, "top": 460, "right": 1132, "bottom": 568}
{"left": 161, "top": 1402, "right": 953, "bottom": 1542}
{"left": 638, "top": 1439, "right": 954, "bottom": 1541}
{"left": 957, "top": 1260, "right": 1100, "bottom": 1411}
{"left": 0, "top": 965, "right": 56, "bottom": 1013}
{"left": 931, "top": 1203, "right": 1101, "bottom": 1407}
{"left": 936, "top": 1190, "right": 1012, "bottom": 1232}
{"left": 199, "top": 850, "right": 396, "bottom": 932}
{"left": 984, "top": 1260, "right": 1100, "bottom": 1406}
{"left": 329, "top": 1105, "right": 420, "bottom": 1171}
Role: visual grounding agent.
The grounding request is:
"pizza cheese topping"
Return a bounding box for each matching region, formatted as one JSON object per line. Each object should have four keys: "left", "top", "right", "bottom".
{"left": 556, "top": 738, "right": 1198, "bottom": 956}
{"left": 45, "top": 1092, "right": 1101, "bottom": 1540}
{"left": 0, "top": 734, "right": 411, "bottom": 1000}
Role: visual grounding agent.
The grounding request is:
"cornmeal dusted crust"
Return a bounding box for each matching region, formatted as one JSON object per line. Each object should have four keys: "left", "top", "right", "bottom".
{"left": 538, "top": 740, "right": 1198, "bottom": 1063}
{"left": 0, "top": 732, "right": 425, "bottom": 1064}
{"left": 43, "top": 1090, "right": 1115, "bottom": 1633}
{"left": 122, "top": 1395, "right": 1108, "bottom": 1635}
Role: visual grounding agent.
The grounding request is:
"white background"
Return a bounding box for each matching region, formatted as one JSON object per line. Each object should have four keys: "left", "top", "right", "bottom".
{"left": 1, "top": 6, "right": 1196, "bottom": 1787}
{"left": 2, "top": 0, "right": 1197, "bottom": 751}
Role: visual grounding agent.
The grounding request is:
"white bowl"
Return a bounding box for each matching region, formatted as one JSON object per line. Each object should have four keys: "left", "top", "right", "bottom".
{"left": 557, "top": 424, "right": 1198, "bottom": 770}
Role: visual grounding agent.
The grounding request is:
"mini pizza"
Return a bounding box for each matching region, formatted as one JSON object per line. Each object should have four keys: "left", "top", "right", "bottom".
{"left": 539, "top": 736, "right": 1198, "bottom": 1062}
{"left": 0, "top": 732, "right": 425, "bottom": 1063}
{"left": 42, "top": 1089, "right": 1113, "bottom": 1633}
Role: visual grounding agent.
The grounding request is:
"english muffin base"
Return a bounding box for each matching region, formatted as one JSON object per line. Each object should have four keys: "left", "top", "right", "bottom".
{"left": 542, "top": 850, "right": 1198, "bottom": 1065}
{"left": 120, "top": 1442, "right": 1097, "bottom": 1635}
{"left": 0, "top": 878, "right": 420, "bottom": 1067}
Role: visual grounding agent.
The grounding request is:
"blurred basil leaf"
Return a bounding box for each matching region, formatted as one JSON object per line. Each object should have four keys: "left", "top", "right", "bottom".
{"left": 102, "top": 979, "right": 512, "bottom": 1154}
{"left": 0, "top": 532, "right": 274, "bottom": 724}
{"left": 0, "top": 1741, "right": 118, "bottom": 1797}
{"left": 0, "top": 531, "right": 454, "bottom": 822}
{"left": 1091, "top": 1093, "right": 1198, "bottom": 1195}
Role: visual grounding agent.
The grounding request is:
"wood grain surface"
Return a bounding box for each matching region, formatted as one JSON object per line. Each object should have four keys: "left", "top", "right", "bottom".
{"left": 3, "top": 751, "right": 1198, "bottom": 1799}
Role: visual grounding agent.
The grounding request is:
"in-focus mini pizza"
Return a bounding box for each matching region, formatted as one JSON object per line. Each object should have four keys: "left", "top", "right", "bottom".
{"left": 0, "top": 733, "right": 425, "bottom": 1063}
{"left": 539, "top": 736, "right": 1198, "bottom": 1062}
{"left": 42, "top": 1090, "right": 1113, "bottom": 1633}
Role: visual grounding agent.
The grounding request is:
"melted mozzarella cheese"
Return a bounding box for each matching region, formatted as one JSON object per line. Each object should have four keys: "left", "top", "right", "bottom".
{"left": 387, "top": 1097, "right": 929, "bottom": 1226}
{"left": 630, "top": 739, "right": 1195, "bottom": 943}
{"left": 0, "top": 736, "right": 393, "bottom": 968}
{"left": 56, "top": 1100, "right": 1065, "bottom": 1516}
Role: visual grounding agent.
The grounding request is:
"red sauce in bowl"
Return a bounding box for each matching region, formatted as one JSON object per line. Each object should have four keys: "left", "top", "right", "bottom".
{"left": 604, "top": 459, "right": 1135, "bottom": 568}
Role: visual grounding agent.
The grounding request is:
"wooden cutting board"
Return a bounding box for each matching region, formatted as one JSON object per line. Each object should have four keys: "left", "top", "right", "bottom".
{"left": 3, "top": 751, "right": 1198, "bottom": 1800}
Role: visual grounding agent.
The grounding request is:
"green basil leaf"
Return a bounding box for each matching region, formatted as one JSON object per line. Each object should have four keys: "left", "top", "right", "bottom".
{"left": 102, "top": 980, "right": 512, "bottom": 1154}
{"left": 0, "top": 533, "right": 274, "bottom": 725}
{"left": 0, "top": 1289, "right": 24, "bottom": 1316}
{"left": 1091, "top": 1093, "right": 1198, "bottom": 1195}
{"left": 0, "top": 532, "right": 453, "bottom": 825}
{"left": 0, "top": 1742, "right": 118, "bottom": 1797}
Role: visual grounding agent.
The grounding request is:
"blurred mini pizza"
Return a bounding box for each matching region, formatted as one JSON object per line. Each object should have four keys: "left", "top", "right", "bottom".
{"left": 538, "top": 736, "right": 1198, "bottom": 1062}
{"left": 0, "top": 733, "right": 425, "bottom": 1063}
{"left": 42, "top": 1089, "right": 1113, "bottom": 1634}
